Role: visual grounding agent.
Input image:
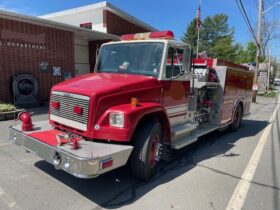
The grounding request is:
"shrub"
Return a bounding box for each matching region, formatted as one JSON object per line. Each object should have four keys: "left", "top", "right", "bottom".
{"left": 0, "top": 102, "right": 16, "bottom": 112}
{"left": 257, "top": 91, "right": 277, "bottom": 98}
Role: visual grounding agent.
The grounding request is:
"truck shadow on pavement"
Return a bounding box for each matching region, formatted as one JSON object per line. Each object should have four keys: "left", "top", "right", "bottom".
{"left": 35, "top": 119, "right": 269, "bottom": 209}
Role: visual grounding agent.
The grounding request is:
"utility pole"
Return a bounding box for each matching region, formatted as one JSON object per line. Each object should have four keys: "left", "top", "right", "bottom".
{"left": 252, "top": 0, "right": 263, "bottom": 103}
{"left": 268, "top": 47, "right": 271, "bottom": 91}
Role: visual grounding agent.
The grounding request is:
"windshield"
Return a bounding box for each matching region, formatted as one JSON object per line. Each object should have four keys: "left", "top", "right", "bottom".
{"left": 96, "top": 42, "right": 164, "bottom": 77}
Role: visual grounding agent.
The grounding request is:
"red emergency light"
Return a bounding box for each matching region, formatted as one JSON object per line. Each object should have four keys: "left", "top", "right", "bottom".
{"left": 120, "top": 31, "right": 174, "bottom": 41}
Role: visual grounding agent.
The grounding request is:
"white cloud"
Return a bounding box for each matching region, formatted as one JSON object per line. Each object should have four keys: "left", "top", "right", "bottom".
{"left": 0, "top": 1, "right": 38, "bottom": 15}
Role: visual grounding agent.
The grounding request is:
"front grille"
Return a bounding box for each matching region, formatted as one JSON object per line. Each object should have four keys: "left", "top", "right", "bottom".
{"left": 50, "top": 91, "right": 90, "bottom": 125}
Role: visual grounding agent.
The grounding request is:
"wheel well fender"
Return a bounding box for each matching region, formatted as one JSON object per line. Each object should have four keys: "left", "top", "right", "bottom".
{"left": 232, "top": 100, "right": 244, "bottom": 122}
{"left": 133, "top": 111, "right": 172, "bottom": 144}
{"left": 236, "top": 101, "right": 244, "bottom": 115}
{"left": 95, "top": 102, "right": 171, "bottom": 143}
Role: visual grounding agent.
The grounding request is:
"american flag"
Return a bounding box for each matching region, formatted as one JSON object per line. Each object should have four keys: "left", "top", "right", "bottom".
{"left": 196, "top": 4, "right": 201, "bottom": 30}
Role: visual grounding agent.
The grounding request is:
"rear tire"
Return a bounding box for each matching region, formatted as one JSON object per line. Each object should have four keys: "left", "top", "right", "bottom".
{"left": 130, "top": 121, "right": 162, "bottom": 181}
{"left": 230, "top": 104, "right": 243, "bottom": 132}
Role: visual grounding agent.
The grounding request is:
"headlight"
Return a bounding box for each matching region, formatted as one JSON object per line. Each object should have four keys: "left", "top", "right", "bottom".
{"left": 109, "top": 113, "right": 124, "bottom": 128}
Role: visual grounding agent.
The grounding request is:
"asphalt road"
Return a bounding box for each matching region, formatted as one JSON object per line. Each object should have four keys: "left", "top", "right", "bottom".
{"left": 0, "top": 94, "right": 279, "bottom": 210}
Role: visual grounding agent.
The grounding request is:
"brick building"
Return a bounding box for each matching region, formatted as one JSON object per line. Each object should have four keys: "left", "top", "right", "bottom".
{"left": 0, "top": 1, "right": 155, "bottom": 107}
{"left": 40, "top": 1, "right": 156, "bottom": 75}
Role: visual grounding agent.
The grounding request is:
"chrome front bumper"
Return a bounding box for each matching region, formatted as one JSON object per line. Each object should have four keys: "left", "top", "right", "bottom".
{"left": 9, "top": 121, "right": 133, "bottom": 178}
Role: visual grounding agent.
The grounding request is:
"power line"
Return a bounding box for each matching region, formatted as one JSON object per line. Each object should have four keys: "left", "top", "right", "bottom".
{"left": 239, "top": 0, "right": 258, "bottom": 36}
{"left": 236, "top": 0, "right": 258, "bottom": 44}
{"left": 235, "top": 0, "right": 258, "bottom": 44}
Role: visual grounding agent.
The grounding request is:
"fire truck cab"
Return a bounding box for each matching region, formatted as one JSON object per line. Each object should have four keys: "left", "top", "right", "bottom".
{"left": 9, "top": 31, "right": 254, "bottom": 180}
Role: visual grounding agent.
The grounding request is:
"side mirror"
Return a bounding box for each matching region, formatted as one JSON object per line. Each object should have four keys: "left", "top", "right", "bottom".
{"left": 184, "top": 47, "right": 193, "bottom": 73}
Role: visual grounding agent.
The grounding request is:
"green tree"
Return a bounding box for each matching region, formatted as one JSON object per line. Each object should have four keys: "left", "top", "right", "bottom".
{"left": 181, "top": 19, "right": 197, "bottom": 49}
{"left": 182, "top": 13, "right": 238, "bottom": 62}
{"left": 210, "top": 35, "right": 236, "bottom": 61}
{"left": 233, "top": 41, "right": 257, "bottom": 64}
{"left": 233, "top": 43, "right": 246, "bottom": 64}
{"left": 245, "top": 41, "right": 257, "bottom": 63}
{"left": 201, "top": 14, "right": 236, "bottom": 61}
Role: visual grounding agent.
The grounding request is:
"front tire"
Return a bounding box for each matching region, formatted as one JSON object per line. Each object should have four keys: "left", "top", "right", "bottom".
{"left": 130, "top": 121, "right": 162, "bottom": 181}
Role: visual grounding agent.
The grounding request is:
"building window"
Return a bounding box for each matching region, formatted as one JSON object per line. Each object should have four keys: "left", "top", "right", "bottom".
{"left": 80, "top": 22, "right": 92, "bottom": 29}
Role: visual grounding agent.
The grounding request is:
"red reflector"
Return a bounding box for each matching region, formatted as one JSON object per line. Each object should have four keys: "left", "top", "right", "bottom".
{"left": 52, "top": 101, "right": 60, "bottom": 109}
{"left": 73, "top": 106, "right": 83, "bottom": 115}
{"left": 120, "top": 34, "right": 135, "bottom": 40}
{"left": 100, "top": 158, "right": 113, "bottom": 169}
{"left": 149, "top": 31, "right": 174, "bottom": 39}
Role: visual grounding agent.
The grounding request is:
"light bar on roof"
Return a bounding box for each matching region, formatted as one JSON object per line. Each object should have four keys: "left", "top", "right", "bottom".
{"left": 120, "top": 31, "right": 174, "bottom": 41}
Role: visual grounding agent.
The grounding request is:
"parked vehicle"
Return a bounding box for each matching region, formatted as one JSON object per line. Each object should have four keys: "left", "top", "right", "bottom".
{"left": 274, "top": 79, "right": 280, "bottom": 86}
{"left": 9, "top": 31, "right": 254, "bottom": 180}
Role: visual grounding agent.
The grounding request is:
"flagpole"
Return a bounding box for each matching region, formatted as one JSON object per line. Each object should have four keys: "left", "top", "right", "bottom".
{"left": 196, "top": 27, "right": 200, "bottom": 58}
{"left": 196, "top": 0, "right": 202, "bottom": 58}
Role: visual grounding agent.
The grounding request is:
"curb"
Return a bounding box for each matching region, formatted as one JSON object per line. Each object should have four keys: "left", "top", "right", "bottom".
{"left": 0, "top": 109, "right": 24, "bottom": 121}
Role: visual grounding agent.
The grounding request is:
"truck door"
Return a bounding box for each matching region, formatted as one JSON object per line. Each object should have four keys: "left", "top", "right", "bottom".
{"left": 160, "top": 45, "right": 192, "bottom": 126}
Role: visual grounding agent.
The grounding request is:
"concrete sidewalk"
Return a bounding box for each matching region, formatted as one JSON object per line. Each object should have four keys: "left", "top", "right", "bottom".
{"left": 246, "top": 95, "right": 278, "bottom": 120}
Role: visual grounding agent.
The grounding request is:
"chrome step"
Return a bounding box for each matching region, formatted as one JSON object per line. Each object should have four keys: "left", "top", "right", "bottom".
{"left": 172, "top": 122, "right": 198, "bottom": 140}
{"left": 172, "top": 124, "right": 219, "bottom": 149}
{"left": 172, "top": 134, "right": 197, "bottom": 149}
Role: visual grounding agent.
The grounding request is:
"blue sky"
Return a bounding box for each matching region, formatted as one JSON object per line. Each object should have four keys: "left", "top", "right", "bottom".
{"left": 0, "top": 0, "right": 279, "bottom": 57}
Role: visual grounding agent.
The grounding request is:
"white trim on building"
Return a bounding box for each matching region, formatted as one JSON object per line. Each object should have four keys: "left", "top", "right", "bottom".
{"left": 39, "top": 1, "right": 157, "bottom": 33}
{"left": 0, "top": 9, "right": 120, "bottom": 41}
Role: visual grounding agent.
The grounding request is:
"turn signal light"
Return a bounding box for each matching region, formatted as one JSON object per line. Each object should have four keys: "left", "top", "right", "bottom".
{"left": 73, "top": 105, "right": 83, "bottom": 115}
{"left": 131, "top": 97, "right": 139, "bottom": 107}
{"left": 52, "top": 101, "right": 60, "bottom": 109}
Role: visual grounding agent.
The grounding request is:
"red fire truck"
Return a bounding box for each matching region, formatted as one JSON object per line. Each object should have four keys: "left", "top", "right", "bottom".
{"left": 9, "top": 31, "right": 254, "bottom": 180}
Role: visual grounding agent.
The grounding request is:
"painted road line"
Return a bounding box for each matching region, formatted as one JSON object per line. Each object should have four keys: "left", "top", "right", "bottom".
{"left": 226, "top": 96, "right": 280, "bottom": 210}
